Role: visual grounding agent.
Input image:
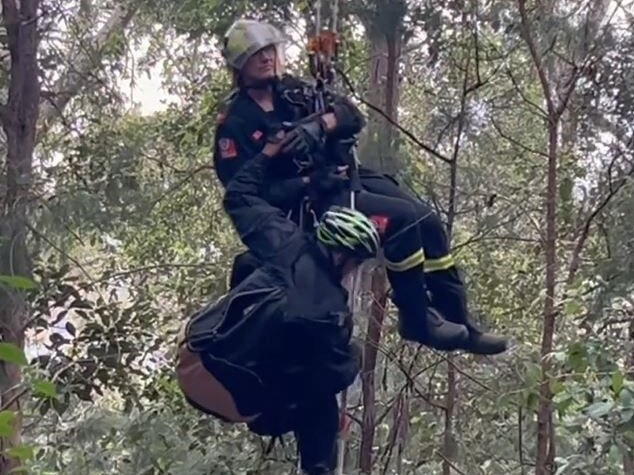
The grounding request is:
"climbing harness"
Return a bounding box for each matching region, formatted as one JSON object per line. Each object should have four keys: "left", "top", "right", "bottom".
{"left": 307, "top": 2, "right": 338, "bottom": 111}
{"left": 306, "top": 0, "right": 362, "bottom": 211}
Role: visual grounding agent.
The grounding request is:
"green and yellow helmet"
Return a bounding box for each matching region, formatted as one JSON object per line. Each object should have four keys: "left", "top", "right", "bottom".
{"left": 221, "top": 19, "right": 286, "bottom": 70}
{"left": 316, "top": 206, "right": 381, "bottom": 259}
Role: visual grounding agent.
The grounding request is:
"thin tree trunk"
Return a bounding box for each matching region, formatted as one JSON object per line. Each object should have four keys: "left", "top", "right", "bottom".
{"left": 359, "top": 266, "right": 388, "bottom": 473}
{"left": 518, "top": 1, "right": 559, "bottom": 473}
{"left": 540, "top": 116, "right": 559, "bottom": 475}
{"left": 623, "top": 318, "right": 634, "bottom": 474}
{"left": 441, "top": 42, "right": 471, "bottom": 473}
{"left": 358, "top": 10, "right": 404, "bottom": 472}
{"left": 360, "top": 29, "right": 402, "bottom": 175}
{"left": 442, "top": 362, "right": 456, "bottom": 475}
{"left": 0, "top": 0, "right": 40, "bottom": 472}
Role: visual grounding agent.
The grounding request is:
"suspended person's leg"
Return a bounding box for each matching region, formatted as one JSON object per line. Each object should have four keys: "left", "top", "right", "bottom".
{"left": 294, "top": 393, "right": 339, "bottom": 475}
{"left": 314, "top": 188, "right": 468, "bottom": 350}
{"left": 358, "top": 168, "right": 508, "bottom": 354}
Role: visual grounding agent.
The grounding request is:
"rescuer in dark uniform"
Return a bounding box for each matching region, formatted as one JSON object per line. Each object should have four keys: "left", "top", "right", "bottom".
{"left": 213, "top": 19, "right": 507, "bottom": 355}
{"left": 179, "top": 141, "right": 385, "bottom": 474}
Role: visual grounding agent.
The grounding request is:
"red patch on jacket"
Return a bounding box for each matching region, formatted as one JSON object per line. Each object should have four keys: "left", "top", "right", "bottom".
{"left": 218, "top": 138, "right": 237, "bottom": 159}
{"left": 370, "top": 215, "right": 389, "bottom": 236}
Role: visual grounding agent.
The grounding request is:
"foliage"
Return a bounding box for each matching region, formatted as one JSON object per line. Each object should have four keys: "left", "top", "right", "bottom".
{"left": 1, "top": 0, "right": 633, "bottom": 473}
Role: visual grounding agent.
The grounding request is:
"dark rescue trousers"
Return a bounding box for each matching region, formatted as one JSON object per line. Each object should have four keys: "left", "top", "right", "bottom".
{"left": 247, "top": 393, "right": 339, "bottom": 474}
{"left": 312, "top": 186, "right": 430, "bottom": 320}
{"left": 356, "top": 168, "right": 472, "bottom": 327}
{"left": 295, "top": 394, "right": 339, "bottom": 473}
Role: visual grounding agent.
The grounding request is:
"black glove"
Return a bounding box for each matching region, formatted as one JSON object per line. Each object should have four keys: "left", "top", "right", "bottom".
{"left": 280, "top": 119, "right": 326, "bottom": 156}
{"left": 309, "top": 166, "right": 348, "bottom": 193}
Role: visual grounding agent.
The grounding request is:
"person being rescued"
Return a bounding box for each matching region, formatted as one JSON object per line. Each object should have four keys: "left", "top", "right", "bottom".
{"left": 212, "top": 19, "right": 508, "bottom": 355}
{"left": 176, "top": 140, "right": 382, "bottom": 475}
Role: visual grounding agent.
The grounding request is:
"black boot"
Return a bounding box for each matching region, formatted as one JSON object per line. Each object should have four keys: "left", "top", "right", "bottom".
{"left": 462, "top": 325, "right": 508, "bottom": 355}
{"left": 427, "top": 267, "right": 508, "bottom": 355}
{"left": 388, "top": 269, "right": 469, "bottom": 351}
{"left": 303, "top": 465, "right": 334, "bottom": 475}
{"left": 397, "top": 304, "right": 469, "bottom": 351}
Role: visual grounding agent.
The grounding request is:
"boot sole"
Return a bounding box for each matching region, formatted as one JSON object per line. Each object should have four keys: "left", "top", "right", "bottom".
{"left": 399, "top": 330, "right": 469, "bottom": 351}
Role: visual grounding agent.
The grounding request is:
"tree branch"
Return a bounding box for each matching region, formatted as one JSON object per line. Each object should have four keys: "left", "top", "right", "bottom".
{"left": 490, "top": 115, "right": 549, "bottom": 158}
{"left": 566, "top": 159, "right": 634, "bottom": 287}
{"left": 37, "top": 1, "right": 142, "bottom": 140}
{"left": 518, "top": 0, "right": 555, "bottom": 116}
{"left": 337, "top": 67, "right": 453, "bottom": 164}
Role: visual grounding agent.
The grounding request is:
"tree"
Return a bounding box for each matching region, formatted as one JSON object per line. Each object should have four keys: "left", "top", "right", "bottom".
{"left": 0, "top": 1, "right": 632, "bottom": 473}
{"left": 516, "top": 1, "right": 631, "bottom": 472}
{"left": 0, "top": 0, "right": 40, "bottom": 471}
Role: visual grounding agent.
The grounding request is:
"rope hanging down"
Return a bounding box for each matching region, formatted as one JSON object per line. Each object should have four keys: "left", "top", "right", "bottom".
{"left": 305, "top": 0, "right": 361, "bottom": 210}
{"left": 304, "top": 7, "right": 358, "bottom": 475}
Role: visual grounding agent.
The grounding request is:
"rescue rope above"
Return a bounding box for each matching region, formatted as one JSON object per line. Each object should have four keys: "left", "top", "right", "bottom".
{"left": 305, "top": 0, "right": 361, "bottom": 209}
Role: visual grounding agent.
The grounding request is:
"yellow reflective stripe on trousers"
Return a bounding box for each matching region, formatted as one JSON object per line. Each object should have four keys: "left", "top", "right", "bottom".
{"left": 424, "top": 254, "right": 455, "bottom": 272}
{"left": 385, "top": 248, "right": 425, "bottom": 272}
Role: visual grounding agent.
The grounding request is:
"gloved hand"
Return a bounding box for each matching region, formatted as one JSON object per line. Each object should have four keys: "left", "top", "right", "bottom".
{"left": 280, "top": 118, "right": 326, "bottom": 156}
{"left": 308, "top": 165, "right": 348, "bottom": 193}
{"left": 261, "top": 129, "right": 286, "bottom": 157}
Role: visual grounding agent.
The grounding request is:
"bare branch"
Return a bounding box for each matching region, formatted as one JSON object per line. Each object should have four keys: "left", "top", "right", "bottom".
{"left": 518, "top": 0, "right": 555, "bottom": 116}
{"left": 566, "top": 159, "right": 634, "bottom": 287}
{"left": 506, "top": 68, "right": 549, "bottom": 118}
{"left": 37, "top": 2, "right": 142, "bottom": 140}
{"left": 337, "top": 68, "right": 453, "bottom": 164}
{"left": 490, "top": 115, "right": 549, "bottom": 158}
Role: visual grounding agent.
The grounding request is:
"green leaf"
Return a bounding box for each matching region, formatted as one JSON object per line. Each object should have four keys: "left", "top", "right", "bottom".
{"left": 7, "top": 444, "right": 35, "bottom": 460}
{"left": 559, "top": 176, "right": 574, "bottom": 202}
{"left": 0, "top": 275, "right": 37, "bottom": 290}
{"left": 620, "top": 409, "right": 634, "bottom": 424}
{"left": 564, "top": 300, "right": 582, "bottom": 316}
{"left": 556, "top": 395, "right": 574, "bottom": 417}
{"left": 611, "top": 370, "right": 624, "bottom": 396}
{"left": 0, "top": 411, "right": 16, "bottom": 437}
{"left": 551, "top": 379, "right": 566, "bottom": 395}
{"left": 587, "top": 401, "right": 614, "bottom": 418}
{"left": 0, "top": 343, "right": 28, "bottom": 366}
{"left": 526, "top": 391, "right": 539, "bottom": 411}
{"left": 567, "top": 342, "right": 587, "bottom": 372}
{"left": 32, "top": 380, "right": 56, "bottom": 398}
{"left": 619, "top": 388, "right": 633, "bottom": 407}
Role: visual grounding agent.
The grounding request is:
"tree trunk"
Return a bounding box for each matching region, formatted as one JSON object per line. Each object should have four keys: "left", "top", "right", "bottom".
{"left": 360, "top": 27, "right": 402, "bottom": 175}
{"left": 357, "top": 9, "right": 404, "bottom": 472}
{"left": 623, "top": 318, "right": 634, "bottom": 474}
{"left": 0, "top": 0, "right": 40, "bottom": 472}
{"left": 441, "top": 34, "right": 473, "bottom": 471}
{"left": 359, "top": 265, "right": 388, "bottom": 474}
{"left": 536, "top": 113, "right": 559, "bottom": 475}
{"left": 518, "top": 1, "right": 559, "bottom": 473}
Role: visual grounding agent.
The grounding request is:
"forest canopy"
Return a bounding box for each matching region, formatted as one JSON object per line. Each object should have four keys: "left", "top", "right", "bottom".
{"left": 0, "top": 0, "right": 633, "bottom": 474}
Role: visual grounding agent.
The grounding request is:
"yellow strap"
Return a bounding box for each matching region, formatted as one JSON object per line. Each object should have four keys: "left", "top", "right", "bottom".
{"left": 424, "top": 254, "right": 455, "bottom": 272}
{"left": 385, "top": 248, "right": 425, "bottom": 272}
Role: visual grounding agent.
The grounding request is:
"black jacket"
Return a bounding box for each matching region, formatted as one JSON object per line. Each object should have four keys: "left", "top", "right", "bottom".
{"left": 213, "top": 74, "right": 365, "bottom": 212}
{"left": 185, "top": 149, "right": 360, "bottom": 421}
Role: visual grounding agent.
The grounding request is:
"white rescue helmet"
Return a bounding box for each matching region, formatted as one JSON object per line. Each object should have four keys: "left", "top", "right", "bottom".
{"left": 221, "top": 19, "right": 287, "bottom": 70}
